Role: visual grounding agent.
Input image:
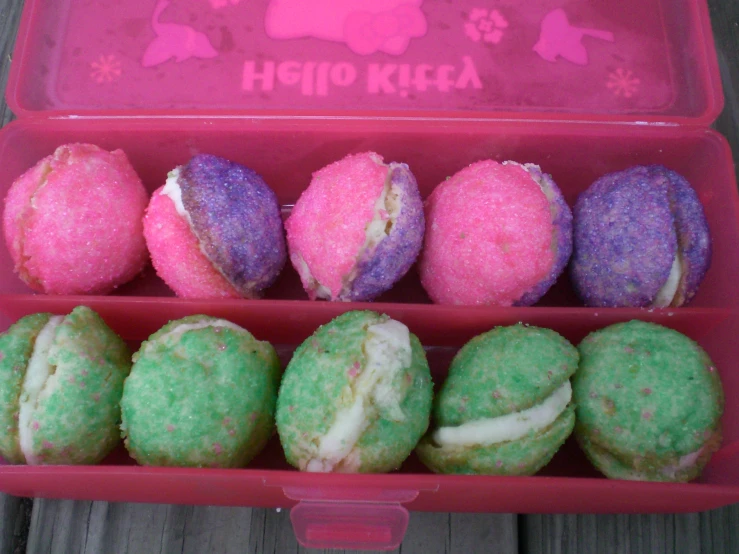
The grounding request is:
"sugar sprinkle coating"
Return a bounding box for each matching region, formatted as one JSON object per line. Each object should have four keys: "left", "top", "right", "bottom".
{"left": 277, "top": 311, "right": 433, "bottom": 473}
{"left": 144, "top": 186, "right": 241, "bottom": 298}
{"left": 286, "top": 152, "right": 424, "bottom": 302}
{"left": 121, "top": 315, "right": 281, "bottom": 468}
{"left": 571, "top": 165, "right": 711, "bottom": 307}
{"left": 573, "top": 321, "right": 723, "bottom": 482}
{"left": 144, "top": 154, "right": 286, "bottom": 299}
{"left": 0, "top": 306, "right": 132, "bottom": 465}
{"left": 419, "top": 160, "right": 572, "bottom": 306}
{"left": 3, "top": 143, "right": 148, "bottom": 295}
{"left": 416, "top": 324, "right": 577, "bottom": 475}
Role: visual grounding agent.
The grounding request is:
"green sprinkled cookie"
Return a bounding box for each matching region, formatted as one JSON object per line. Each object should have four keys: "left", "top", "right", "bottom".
{"left": 276, "top": 310, "right": 433, "bottom": 473}
{"left": 0, "top": 306, "right": 132, "bottom": 465}
{"left": 120, "top": 315, "right": 281, "bottom": 468}
{"left": 573, "top": 320, "right": 723, "bottom": 482}
{"left": 416, "top": 324, "right": 578, "bottom": 475}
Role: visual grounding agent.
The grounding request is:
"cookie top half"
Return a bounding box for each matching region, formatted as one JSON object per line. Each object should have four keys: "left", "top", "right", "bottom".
{"left": 574, "top": 321, "right": 723, "bottom": 458}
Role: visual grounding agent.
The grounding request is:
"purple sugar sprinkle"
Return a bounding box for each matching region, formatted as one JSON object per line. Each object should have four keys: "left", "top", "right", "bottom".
{"left": 343, "top": 163, "right": 425, "bottom": 301}
{"left": 515, "top": 165, "right": 573, "bottom": 306}
{"left": 180, "top": 154, "right": 287, "bottom": 297}
{"left": 571, "top": 165, "right": 710, "bottom": 307}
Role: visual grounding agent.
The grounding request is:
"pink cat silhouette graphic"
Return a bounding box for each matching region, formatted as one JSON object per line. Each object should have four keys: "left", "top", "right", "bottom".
{"left": 533, "top": 8, "right": 614, "bottom": 66}
{"left": 265, "top": 0, "right": 427, "bottom": 56}
{"left": 142, "top": 0, "right": 218, "bottom": 67}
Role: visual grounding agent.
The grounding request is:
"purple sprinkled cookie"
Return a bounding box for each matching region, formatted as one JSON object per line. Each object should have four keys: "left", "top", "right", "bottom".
{"left": 570, "top": 165, "right": 711, "bottom": 307}
{"left": 144, "top": 154, "right": 287, "bottom": 299}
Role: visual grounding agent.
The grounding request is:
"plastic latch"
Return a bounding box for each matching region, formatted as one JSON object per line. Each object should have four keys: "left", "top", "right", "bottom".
{"left": 283, "top": 487, "right": 419, "bottom": 551}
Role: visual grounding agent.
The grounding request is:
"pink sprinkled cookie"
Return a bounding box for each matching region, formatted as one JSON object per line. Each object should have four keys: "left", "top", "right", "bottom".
{"left": 286, "top": 152, "right": 424, "bottom": 302}
{"left": 419, "top": 161, "right": 572, "bottom": 306}
{"left": 3, "top": 144, "right": 148, "bottom": 295}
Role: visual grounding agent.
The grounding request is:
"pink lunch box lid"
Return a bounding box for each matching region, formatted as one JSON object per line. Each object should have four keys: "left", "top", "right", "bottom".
{"left": 6, "top": 0, "right": 724, "bottom": 125}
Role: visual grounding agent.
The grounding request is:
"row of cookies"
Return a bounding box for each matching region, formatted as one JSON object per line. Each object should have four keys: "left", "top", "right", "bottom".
{"left": 3, "top": 144, "right": 711, "bottom": 307}
{"left": 0, "top": 307, "right": 723, "bottom": 482}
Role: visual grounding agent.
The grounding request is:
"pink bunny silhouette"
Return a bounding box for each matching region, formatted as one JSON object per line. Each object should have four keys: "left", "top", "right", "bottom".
{"left": 265, "top": 0, "right": 427, "bottom": 56}
{"left": 142, "top": 0, "right": 218, "bottom": 67}
{"left": 533, "top": 8, "right": 614, "bottom": 66}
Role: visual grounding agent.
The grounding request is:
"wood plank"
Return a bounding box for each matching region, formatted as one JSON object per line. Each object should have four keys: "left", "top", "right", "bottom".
{"left": 709, "top": 0, "right": 739, "bottom": 168}
{"left": 521, "top": 508, "right": 739, "bottom": 554}
{"left": 0, "top": 0, "right": 23, "bottom": 125}
{"left": 26, "top": 500, "right": 518, "bottom": 554}
{"left": 0, "top": 494, "right": 31, "bottom": 554}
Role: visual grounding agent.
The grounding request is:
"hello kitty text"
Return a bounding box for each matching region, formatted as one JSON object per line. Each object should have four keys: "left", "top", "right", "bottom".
{"left": 242, "top": 56, "right": 482, "bottom": 96}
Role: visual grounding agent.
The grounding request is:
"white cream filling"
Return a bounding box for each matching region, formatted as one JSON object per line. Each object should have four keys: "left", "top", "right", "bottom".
{"left": 652, "top": 254, "right": 683, "bottom": 308}
{"left": 160, "top": 168, "right": 192, "bottom": 222}
{"left": 305, "top": 319, "right": 412, "bottom": 472}
{"left": 18, "top": 316, "right": 64, "bottom": 464}
{"left": 432, "top": 381, "right": 572, "bottom": 448}
{"left": 292, "top": 253, "right": 333, "bottom": 301}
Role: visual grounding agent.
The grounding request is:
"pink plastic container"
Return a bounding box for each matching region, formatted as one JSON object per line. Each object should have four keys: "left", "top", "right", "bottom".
{"left": 1, "top": 0, "right": 738, "bottom": 550}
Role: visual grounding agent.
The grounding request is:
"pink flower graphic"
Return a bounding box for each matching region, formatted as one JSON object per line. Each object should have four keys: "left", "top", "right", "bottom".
{"left": 90, "top": 54, "right": 122, "bottom": 83}
{"left": 464, "top": 8, "right": 508, "bottom": 44}
{"left": 607, "top": 68, "right": 640, "bottom": 98}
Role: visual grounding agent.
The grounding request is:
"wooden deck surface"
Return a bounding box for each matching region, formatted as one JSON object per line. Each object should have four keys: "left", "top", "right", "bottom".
{"left": 0, "top": 0, "right": 737, "bottom": 552}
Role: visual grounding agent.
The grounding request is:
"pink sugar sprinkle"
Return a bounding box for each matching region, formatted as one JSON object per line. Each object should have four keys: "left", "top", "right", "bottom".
{"left": 42, "top": 441, "right": 53, "bottom": 449}
{"left": 418, "top": 160, "right": 555, "bottom": 306}
{"left": 379, "top": 209, "right": 389, "bottom": 221}
{"left": 496, "top": 460, "right": 503, "bottom": 468}
{"left": 32, "top": 421, "right": 39, "bottom": 430}
{"left": 223, "top": 417, "right": 231, "bottom": 425}
{"left": 642, "top": 411, "right": 652, "bottom": 420}
{"left": 80, "top": 381, "right": 86, "bottom": 389}
{"left": 229, "top": 429, "right": 236, "bottom": 436}
{"left": 642, "top": 388, "right": 652, "bottom": 395}
{"left": 288, "top": 405, "right": 295, "bottom": 412}
{"left": 81, "top": 369, "right": 88, "bottom": 376}
{"left": 92, "top": 394, "right": 100, "bottom": 402}
{"left": 348, "top": 368, "right": 358, "bottom": 378}
{"left": 709, "top": 366, "right": 716, "bottom": 372}
{"left": 614, "top": 426, "right": 623, "bottom": 434}
{"left": 68, "top": 376, "right": 76, "bottom": 384}
{"left": 167, "top": 425, "right": 175, "bottom": 432}
{"left": 624, "top": 346, "right": 634, "bottom": 354}
{"left": 213, "top": 443, "right": 222, "bottom": 455}
{"left": 492, "top": 391, "right": 501, "bottom": 399}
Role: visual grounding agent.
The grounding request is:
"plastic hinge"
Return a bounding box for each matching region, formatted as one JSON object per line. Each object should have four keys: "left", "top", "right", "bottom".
{"left": 283, "top": 487, "right": 419, "bottom": 551}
